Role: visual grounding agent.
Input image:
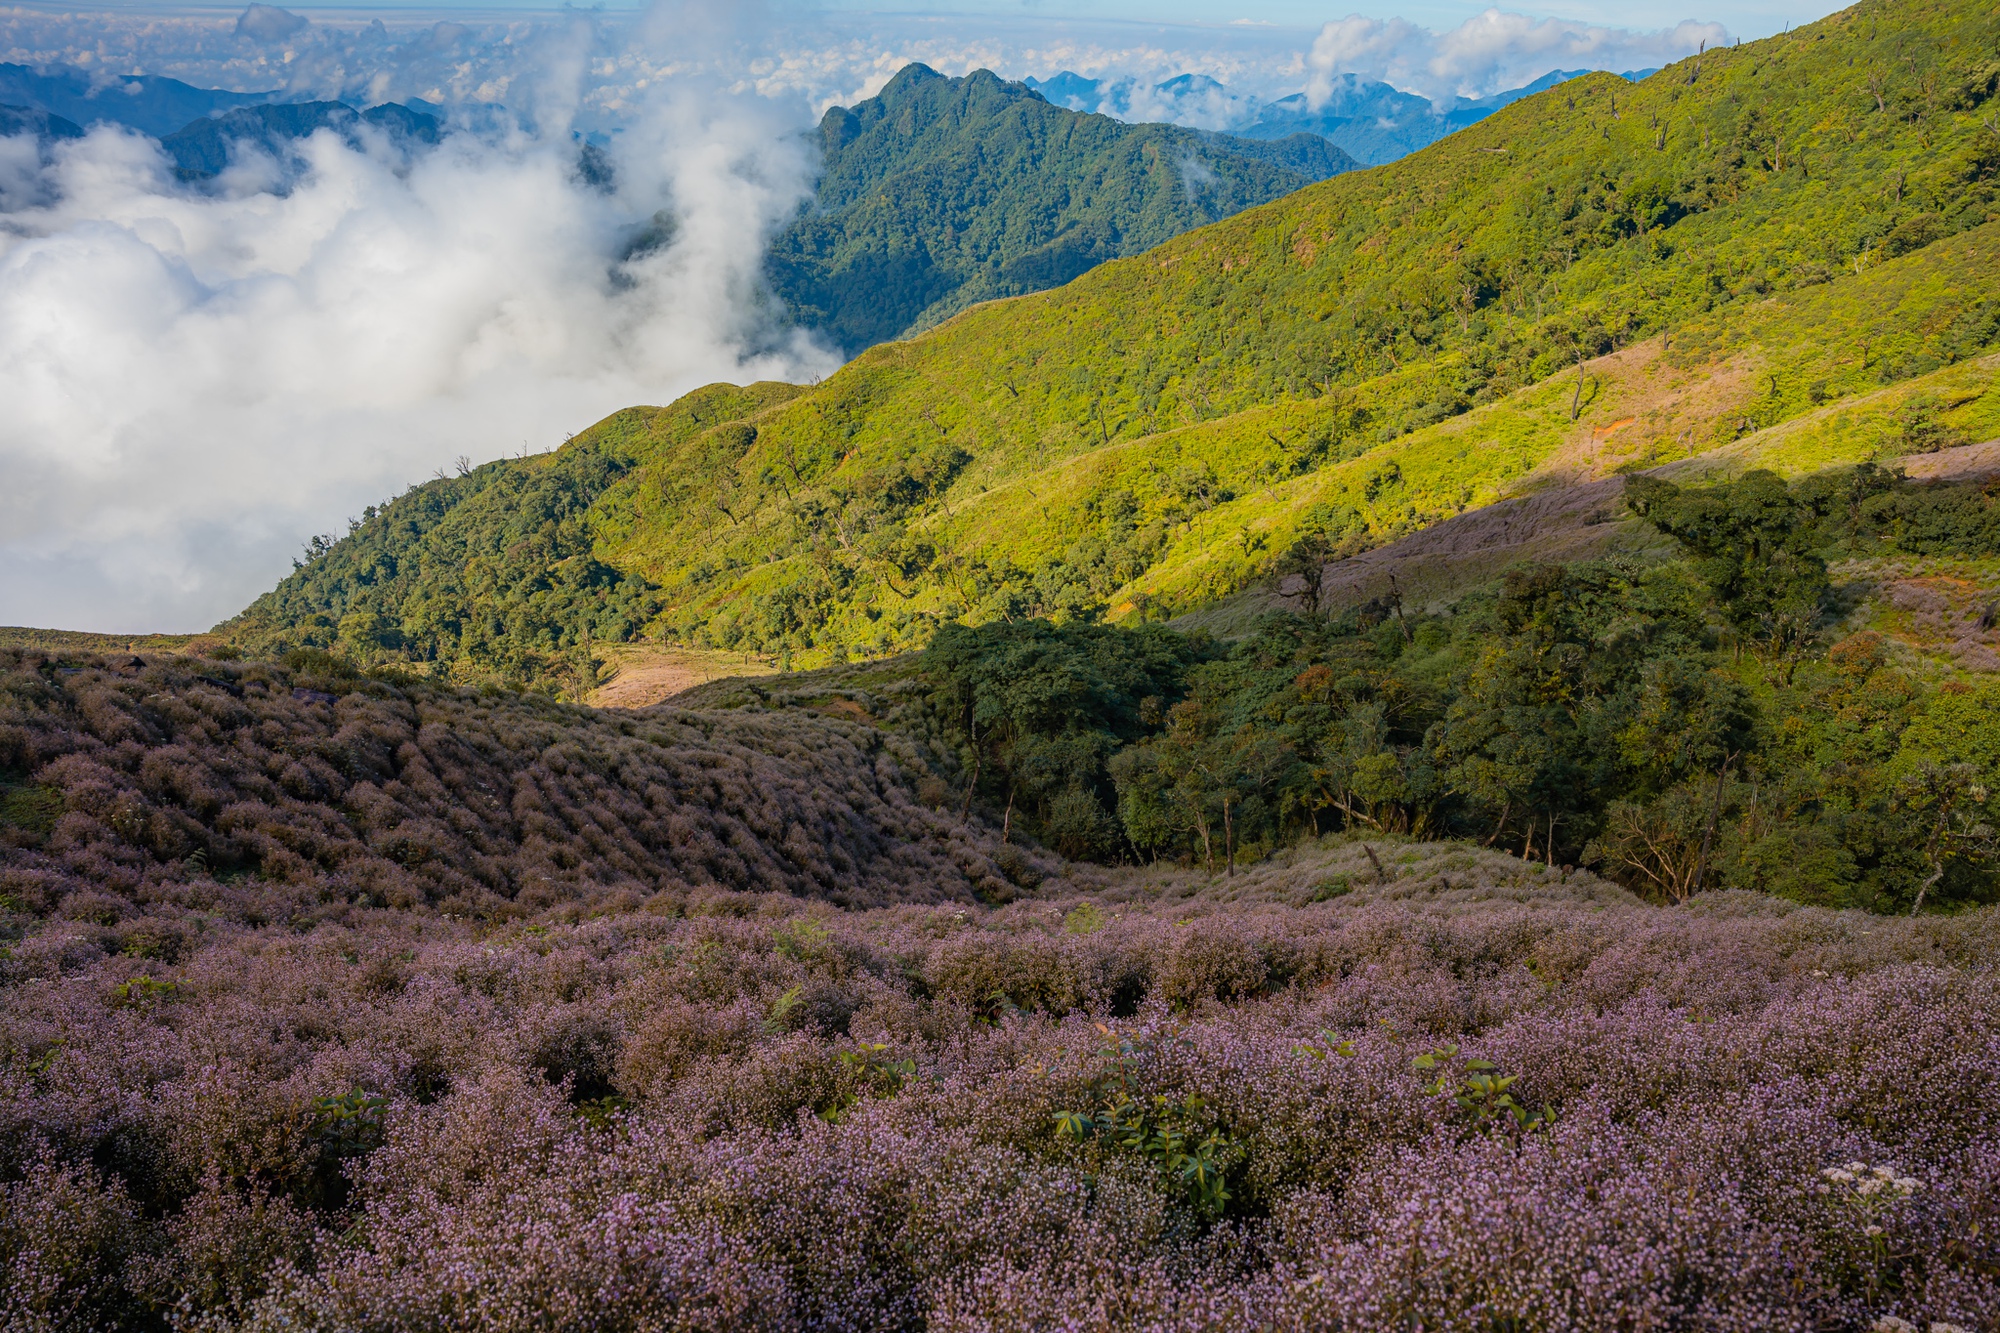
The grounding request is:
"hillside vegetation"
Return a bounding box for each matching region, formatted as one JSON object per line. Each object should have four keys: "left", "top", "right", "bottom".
{"left": 227, "top": 0, "right": 2000, "bottom": 688}
{"left": 6, "top": 744, "right": 2000, "bottom": 1327}
{"left": 0, "top": 646, "right": 1038, "bottom": 919}
{"left": 5, "top": 647, "right": 2000, "bottom": 1328}
{"left": 767, "top": 64, "right": 1355, "bottom": 353}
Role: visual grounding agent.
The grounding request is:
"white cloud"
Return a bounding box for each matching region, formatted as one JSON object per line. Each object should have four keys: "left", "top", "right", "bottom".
{"left": 1307, "top": 8, "right": 1727, "bottom": 105}
{"left": 0, "top": 70, "right": 835, "bottom": 632}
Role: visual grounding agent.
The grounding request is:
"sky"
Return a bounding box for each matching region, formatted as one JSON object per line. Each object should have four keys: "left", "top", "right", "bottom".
{"left": 0, "top": 0, "right": 1846, "bottom": 632}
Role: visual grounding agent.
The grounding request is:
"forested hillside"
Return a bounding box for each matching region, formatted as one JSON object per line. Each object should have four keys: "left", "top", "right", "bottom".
{"left": 227, "top": 0, "right": 2000, "bottom": 690}
{"left": 227, "top": 383, "right": 803, "bottom": 693}
{"left": 767, "top": 64, "right": 1356, "bottom": 353}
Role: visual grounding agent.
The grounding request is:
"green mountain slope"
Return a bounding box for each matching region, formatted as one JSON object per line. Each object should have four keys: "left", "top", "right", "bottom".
{"left": 228, "top": 0, "right": 2000, "bottom": 689}
{"left": 769, "top": 64, "right": 1356, "bottom": 353}
{"left": 227, "top": 383, "right": 802, "bottom": 690}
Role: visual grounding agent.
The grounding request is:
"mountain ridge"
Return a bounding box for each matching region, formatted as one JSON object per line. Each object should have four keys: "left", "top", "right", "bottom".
{"left": 768, "top": 63, "right": 1357, "bottom": 353}
{"left": 0, "top": 60, "right": 279, "bottom": 137}
{"left": 158, "top": 100, "right": 440, "bottom": 179}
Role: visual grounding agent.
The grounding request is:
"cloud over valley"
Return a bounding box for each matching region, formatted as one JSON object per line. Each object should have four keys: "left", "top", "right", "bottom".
{"left": 0, "top": 24, "right": 834, "bottom": 631}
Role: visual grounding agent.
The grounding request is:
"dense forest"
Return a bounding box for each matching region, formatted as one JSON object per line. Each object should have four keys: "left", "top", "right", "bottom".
{"left": 768, "top": 64, "right": 1355, "bottom": 354}
{"left": 713, "top": 462, "right": 1980, "bottom": 915}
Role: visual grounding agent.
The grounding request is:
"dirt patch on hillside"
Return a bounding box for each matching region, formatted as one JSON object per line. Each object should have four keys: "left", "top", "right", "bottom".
{"left": 1186, "top": 478, "right": 1670, "bottom": 631}
{"left": 1838, "top": 557, "right": 2000, "bottom": 672}
{"left": 1312, "top": 479, "right": 1667, "bottom": 611}
{"left": 1901, "top": 438, "right": 2000, "bottom": 483}
{"left": 1511, "top": 339, "right": 1764, "bottom": 490}
{"left": 587, "top": 647, "right": 781, "bottom": 709}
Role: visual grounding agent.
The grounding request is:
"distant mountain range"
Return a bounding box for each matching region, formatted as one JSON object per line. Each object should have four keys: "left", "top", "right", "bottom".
{"left": 158, "top": 101, "right": 439, "bottom": 179}
{"left": 1026, "top": 66, "right": 1660, "bottom": 166}
{"left": 0, "top": 70, "right": 446, "bottom": 185}
{"left": 0, "top": 61, "right": 279, "bottom": 138}
{"left": 767, "top": 64, "right": 1358, "bottom": 354}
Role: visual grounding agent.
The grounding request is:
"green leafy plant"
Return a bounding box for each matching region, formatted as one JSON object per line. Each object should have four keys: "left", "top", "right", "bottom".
{"left": 303, "top": 1089, "right": 390, "bottom": 1210}
{"left": 1305, "top": 874, "right": 1352, "bottom": 903}
{"left": 1294, "top": 1029, "right": 1357, "bottom": 1061}
{"left": 772, "top": 917, "right": 832, "bottom": 962}
{"left": 309, "top": 1090, "right": 388, "bottom": 1161}
{"left": 574, "top": 1095, "right": 631, "bottom": 1132}
{"left": 1054, "top": 1026, "right": 1243, "bottom": 1217}
{"left": 1412, "top": 1044, "right": 1551, "bottom": 1136}
{"left": 111, "top": 975, "right": 180, "bottom": 1008}
{"left": 820, "top": 1042, "right": 918, "bottom": 1124}
{"left": 1062, "top": 903, "right": 1106, "bottom": 935}
{"left": 764, "top": 985, "right": 804, "bottom": 1034}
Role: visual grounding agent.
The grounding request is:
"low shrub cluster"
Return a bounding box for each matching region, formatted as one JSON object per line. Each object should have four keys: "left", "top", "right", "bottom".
{"left": 0, "top": 648, "right": 1042, "bottom": 928}
{"left": 3, "top": 835, "right": 1999, "bottom": 1329}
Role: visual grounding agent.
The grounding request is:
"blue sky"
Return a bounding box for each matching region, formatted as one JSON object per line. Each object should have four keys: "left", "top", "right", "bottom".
{"left": 795, "top": 1, "right": 1830, "bottom": 37}
{"left": 54, "top": 0, "right": 1844, "bottom": 43}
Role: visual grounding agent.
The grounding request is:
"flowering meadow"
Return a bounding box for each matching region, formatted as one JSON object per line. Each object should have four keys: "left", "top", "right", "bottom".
{"left": 5, "top": 650, "right": 2000, "bottom": 1330}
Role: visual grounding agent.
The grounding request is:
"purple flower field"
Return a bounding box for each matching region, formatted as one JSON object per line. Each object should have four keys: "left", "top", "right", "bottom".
{"left": 4, "top": 651, "right": 1999, "bottom": 1330}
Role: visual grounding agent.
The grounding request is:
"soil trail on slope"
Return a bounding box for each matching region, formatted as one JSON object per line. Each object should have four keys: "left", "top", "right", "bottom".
{"left": 587, "top": 647, "right": 781, "bottom": 710}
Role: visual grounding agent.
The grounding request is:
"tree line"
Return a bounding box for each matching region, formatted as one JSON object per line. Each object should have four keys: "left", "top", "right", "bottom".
{"left": 920, "top": 466, "right": 2000, "bottom": 912}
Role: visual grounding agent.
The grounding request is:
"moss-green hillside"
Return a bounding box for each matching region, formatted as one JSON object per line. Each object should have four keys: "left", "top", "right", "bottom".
{"left": 231, "top": 0, "right": 2000, "bottom": 687}
{"left": 224, "top": 383, "right": 802, "bottom": 690}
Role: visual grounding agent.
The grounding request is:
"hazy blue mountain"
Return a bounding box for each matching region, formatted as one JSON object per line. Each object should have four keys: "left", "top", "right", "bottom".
{"left": 1023, "top": 71, "right": 1107, "bottom": 112}
{"left": 1028, "top": 66, "right": 1660, "bottom": 168}
{"left": 1242, "top": 71, "right": 1566, "bottom": 165}
{"left": 769, "top": 63, "right": 1357, "bottom": 355}
{"left": 0, "top": 62, "right": 277, "bottom": 138}
{"left": 0, "top": 103, "right": 84, "bottom": 142}
{"left": 159, "top": 101, "right": 440, "bottom": 179}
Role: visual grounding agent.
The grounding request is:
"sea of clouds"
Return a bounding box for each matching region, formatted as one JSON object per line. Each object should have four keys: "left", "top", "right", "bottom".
{"left": 0, "top": 1, "right": 1726, "bottom": 632}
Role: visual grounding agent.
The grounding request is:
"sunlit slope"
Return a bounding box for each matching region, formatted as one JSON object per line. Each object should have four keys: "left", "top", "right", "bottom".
{"left": 233, "top": 0, "right": 2000, "bottom": 676}
{"left": 592, "top": 0, "right": 1998, "bottom": 645}
{"left": 222, "top": 383, "right": 804, "bottom": 684}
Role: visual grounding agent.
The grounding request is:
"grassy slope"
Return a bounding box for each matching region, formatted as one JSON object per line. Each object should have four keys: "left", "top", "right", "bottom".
{"left": 596, "top": 0, "right": 1999, "bottom": 643}
{"left": 0, "top": 627, "right": 199, "bottom": 654}
{"left": 1178, "top": 347, "right": 2000, "bottom": 642}
{"left": 231, "top": 0, "right": 2000, "bottom": 677}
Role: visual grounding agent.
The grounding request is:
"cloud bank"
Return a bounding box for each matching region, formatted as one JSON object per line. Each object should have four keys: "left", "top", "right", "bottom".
{"left": 0, "top": 41, "right": 834, "bottom": 632}
{"left": 1308, "top": 9, "right": 1726, "bottom": 105}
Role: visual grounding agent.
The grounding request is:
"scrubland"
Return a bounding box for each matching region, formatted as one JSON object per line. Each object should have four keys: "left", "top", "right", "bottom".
{"left": 4, "top": 650, "right": 2000, "bottom": 1330}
